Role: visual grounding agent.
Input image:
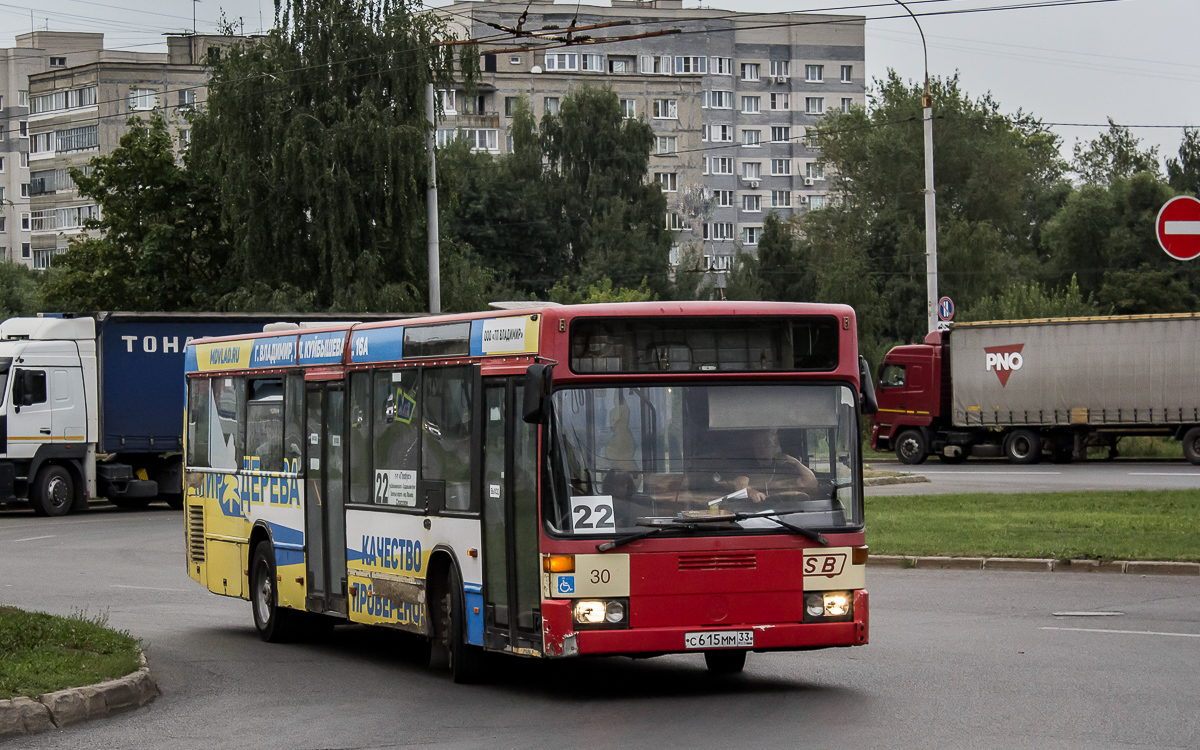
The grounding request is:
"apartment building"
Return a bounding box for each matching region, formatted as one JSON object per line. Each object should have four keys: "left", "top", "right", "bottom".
{"left": 25, "top": 33, "right": 241, "bottom": 270}
{"left": 437, "top": 0, "right": 865, "bottom": 279}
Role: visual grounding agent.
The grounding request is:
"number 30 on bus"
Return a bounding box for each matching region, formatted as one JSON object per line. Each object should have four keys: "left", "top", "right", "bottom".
{"left": 182, "top": 302, "right": 876, "bottom": 681}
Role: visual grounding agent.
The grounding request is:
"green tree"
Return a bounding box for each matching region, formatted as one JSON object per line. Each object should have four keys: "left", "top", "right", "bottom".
{"left": 961, "top": 275, "right": 1096, "bottom": 321}
{"left": 1072, "top": 118, "right": 1161, "bottom": 185}
{"left": 41, "top": 112, "right": 226, "bottom": 311}
{"left": 1097, "top": 267, "right": 1197, "bottom": 314}
{"left": 546, "top": 276, "right": 656, "bottom": 304}
{"left": 1166, "top": 128, "right": 1200, "bottom": 196}
{"left": 0, "top": 262, "right": 43, "bottom": 318}
{"left": 189, "top": 0, "right": 468, "bottom": 312}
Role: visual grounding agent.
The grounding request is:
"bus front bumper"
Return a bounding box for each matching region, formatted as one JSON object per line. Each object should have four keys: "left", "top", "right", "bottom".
{"left": 542, "top": 590, "right": 869, "bottom": 657}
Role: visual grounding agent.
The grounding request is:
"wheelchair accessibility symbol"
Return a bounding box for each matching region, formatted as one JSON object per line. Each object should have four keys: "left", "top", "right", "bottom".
{"left": 557, "top": 576, "right": 575, "bottom": 594}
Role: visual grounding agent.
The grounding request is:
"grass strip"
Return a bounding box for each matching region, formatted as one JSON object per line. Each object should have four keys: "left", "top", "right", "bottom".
{"left": 865, "top": 490, "right": 1200, "bottom": 562}
{"left": 0, "top": 607, "right": 142, "bottom": 700}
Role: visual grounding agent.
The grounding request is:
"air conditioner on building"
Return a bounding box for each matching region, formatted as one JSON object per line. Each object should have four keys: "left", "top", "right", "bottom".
{"left": 748, "top": 180, "right": 759, "bottom": 189}
{"left": 804, "top": 177, "right": 815, "bottom": 186}
{"left": 799, "top": 195, "right": 808, "bottom": 204}
{"left": 774, "top": 76, "right": 788, "bottom": 85}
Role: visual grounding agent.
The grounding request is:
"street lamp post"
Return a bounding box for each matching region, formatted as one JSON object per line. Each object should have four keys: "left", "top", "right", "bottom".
{"left": 893, "top": 0, "right": 939, "bottom": 334}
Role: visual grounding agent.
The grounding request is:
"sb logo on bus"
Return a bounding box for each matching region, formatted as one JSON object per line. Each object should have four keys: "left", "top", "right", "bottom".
{"left": 804, "top": 554, "right": 847, "bottom": 578}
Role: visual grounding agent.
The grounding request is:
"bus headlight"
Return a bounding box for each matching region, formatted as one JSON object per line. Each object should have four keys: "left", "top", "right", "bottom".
{"left": 823, "top": 592, "right": 850, "bottom": 617}
{"left": 573, "top": 600, "right": 606, "bottom": 625}
{"left": 605, "top": 600, "right": 625, "bottom": 623}
{"left": 805, "top": 593, "right": 825, "bottom": 618}
{"left": 804, "top": 591, "right": 853, "bottom": 621}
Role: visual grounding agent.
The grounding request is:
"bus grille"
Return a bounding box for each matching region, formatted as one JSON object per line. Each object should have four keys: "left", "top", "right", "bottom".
{"left": 188, "top": 505, "right": 205, "bottom": 563}
{"left": 678, "top": 552, "right": 756, "bottom": 571}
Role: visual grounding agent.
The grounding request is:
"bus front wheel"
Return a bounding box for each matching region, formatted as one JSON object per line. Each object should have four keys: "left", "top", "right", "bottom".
{"left": 251, "top": 543, "right": 302, "bottom": 643}
{"left": 436, "top": 566, "right": 486, "bottom": 684}
{"left": 704, "top": 650, "right": 747, "bottom": 674}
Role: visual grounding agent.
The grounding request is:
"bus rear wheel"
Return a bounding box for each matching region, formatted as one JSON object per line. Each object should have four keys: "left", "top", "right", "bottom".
{"left": 251, "top": 543, "right": 302, "bottom": 643}
{"left": 31, "top": 465, "right": 74, "bottom": 517}
{"left": 704, "top": 650, "right": 747, "bottom": 674}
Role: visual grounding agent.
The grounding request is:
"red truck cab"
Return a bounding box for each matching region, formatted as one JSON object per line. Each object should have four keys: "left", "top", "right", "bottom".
{"left": 870, "top": 332, "right": 948, "bottom": 463}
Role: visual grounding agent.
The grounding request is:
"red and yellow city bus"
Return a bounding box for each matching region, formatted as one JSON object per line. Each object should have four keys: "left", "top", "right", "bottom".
{"left": 183, "top": 302, "right": 875, "bottom": 681}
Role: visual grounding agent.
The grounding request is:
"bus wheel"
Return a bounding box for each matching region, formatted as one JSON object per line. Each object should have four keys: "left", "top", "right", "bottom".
{"left": 704, "top": 650, "right": 747, "bottom": 674}
{"left": 1183, "top": 428, "right": 1200, "bottom": 466}
{"left": 442, "top": 566, "right": 486, "bottom": 684}
{"left": 1005, "top": 429, "right": 1041, "bottom": 465}
{"left": 894, "top": 430, "right": 927, "bottom": 465}
{"left": 31, "top": 465, "right": 74, "bottom": 517}
{"left": 251, "top": 543, "right": 301, "bottom": 643}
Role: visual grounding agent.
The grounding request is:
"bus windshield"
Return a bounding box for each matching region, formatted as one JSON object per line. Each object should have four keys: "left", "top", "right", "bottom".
{"left": 546, "top": 383, "right": 860, "bottom": 536}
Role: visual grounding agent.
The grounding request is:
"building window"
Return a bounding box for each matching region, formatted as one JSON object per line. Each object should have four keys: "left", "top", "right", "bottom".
{"left": 20, "top": 213, "right": 29, "bottom": 230}
{"left": 620, "top": 98, "right": 636, "bottom": 118}
{"left": 707, "top": 90, "right": 732, "bottom": 109}
{"left": 510, "top": 56, "right": 521, "bottom": 65}
{"left": 771, "top": 126, "right": 790, "bottom": 143}
{"left": 30, "top": 132, "right": 52, "bottom": 154}
{"left": 504, "top": 97, "right": 517, "bottom": 117}
{"left": 741, "top": 96, "right": 760, "bottom": 114}
{"left": 741, "top": 129, "right": 760, "bottom": 147}
{"left": 742, "top": 162, "right": 761, "bottom": 180}
{"left": 178, "top": 89, "right": 196, "bottom": 109}
{"left": 49, "top": 56, "right": 66, "bottom": 67}
{"left": 0, "top": 217, "right": 6, "bottom": 232}
{"left": 652, "top": 99, "right": 677, "bottom": 119}
{"left": 769, "top": 60, "right": 789, "bottom": 78}
{"left": 128, "top": 88, "right": 157, "bottom": 110}
{"left": 544, "top": 97, "right": 560, "bottom": 115}
{"left": 20, "top": 152, "right": 28, "bottom": 167}
{"left": 841, "top": 65, "right": 853, "bottom": 83}
{"left": 639, "top": 55, "right": 672, "bottom": 74}
{"left": 714, "top": 189, "right": 734, "bottom": 207}
{"left": 742, "top": 195, "right": 761, "bottom": 212}
{"left": 806, "top": 162, "right": 825, "bottom": 179}
{"left": 704, "top": 222, "right": 734, "bottom": 241}
{"left": 56, "top": 125, "right": 98, "bottom": 153}
{"left": 701, "top": 124, "right": 708, "bottom": 142}
{"left": 709, "top": 157, "right": 733, "bottom": 175}
{"left": 770, "top": 93, "right": 789, "bottom": 111}
{"left": 31, "top": 86, "right": 98, "bottom": 114}
{"left": 179, "top": 129, "right": 191, "bottom": 146}
{"left": 841, "top": 98, "right": 854, "bottom": 114}
{"left": 809, "top": 194, "right": 826, "bottom": 210}
{"left": 675, "top": 56, "right": 707, "bottom": 74}
{"left": 665, "top": 212, "right": 691, "bottom": 231}
{"left": 712, "top": 57, "right": 733, "bottom": 75}
{"left": 805, "top": 65, "right": 824, "bottom": 82}
{"left": 21, "top": 243, "right": 31, "bottom": 259}
{"left": 0, "top": 95, "right": 4, "bottom": 111}
{"left": 805, "top": 97, "right": 824, "bottom": 114}
{"left": 744, "top": 226, "right": 760, "bottom": 245}
{"left": 656, "top": 172, "right": 678, "bottom": 192}
{"left": 669, "top": 245, "right": 680, "bottom": 266}
{"left": 609, "top": 59, "right": 628, "bottom": 73}
{"left": 17, "top": 90, "right": 27, "bottom": 107}
{"left": 20, "top": 183, "right": 28, "bottom": 198}
{"left": 581, "top": 54, "right": 604, "bottom": 71}
{"left": 464, "top": 129, "right": 499, "bottom": 152}
{"left": 0, "top": 157, "right": 4, "bottom": 172}
{"left": 772, "top": 190, "right": 791, "bottom": 207}
{"left": 545, "top": 53, "right": 579, "bottom": 71}
{"left": 771, "top": 158, "right": 790, "bottom": 175}
{"left": 439, "top": 89, "right": 456, "bottom": 114}
{"left": 711, "top": 124, "right": 733, "bottom": 142}
{"left": 655, "top": 136, "right": 678, "bottom": 155}
{"left": 19, "top": 121, "right": 28, "bottom": 137}
{"left": 740, "top": 63, "right": 760, "bottom": 81}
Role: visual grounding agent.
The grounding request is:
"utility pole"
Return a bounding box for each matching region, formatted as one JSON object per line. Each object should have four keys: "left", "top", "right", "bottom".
{"left": 894, "top": 0, "right": 939, "bottom": 334}
{"left": 425, "top": 83, "right": 442, "bottom": 314}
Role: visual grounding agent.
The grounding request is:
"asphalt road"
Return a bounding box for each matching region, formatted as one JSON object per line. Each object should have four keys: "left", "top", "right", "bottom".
{"left": 2, "top": 508, "right": 1199, "bottom": 749}
{"left": 867, "top": 459, "right": 1200, "bottom": 496}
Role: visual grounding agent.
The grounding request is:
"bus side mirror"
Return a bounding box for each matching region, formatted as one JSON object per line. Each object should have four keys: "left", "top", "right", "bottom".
{"left": 859, "top": 356, "right": 879, "bottom": 415}
{"left": 522, "top": 364, "right": 554, "bottom": 424}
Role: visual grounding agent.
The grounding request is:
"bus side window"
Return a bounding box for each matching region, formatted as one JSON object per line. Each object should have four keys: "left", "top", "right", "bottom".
{"left": 209, "top": 376, "right": 244, "bottom": 471}
{"left": 373, "top": 369, "right": 420, "bottom": 508}
{"left": 348, "top": 371, "right": 372, "bottom": 504}
{"left": 246, "top": 379, "right": 284, "bottom": 472}
{"left": 284, "top": 374, "right": 304, "bottom": 473}
{"left": 187, "top": 377, "right": 210, "bottom": 468}
{"left": 423, "top": 366, "right": 473, "bottom": 512}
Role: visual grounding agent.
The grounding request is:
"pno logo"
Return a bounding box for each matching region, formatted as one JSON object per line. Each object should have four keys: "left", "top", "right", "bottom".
{"left": 984, "top": 344, "right": 1025, "bottom": 387}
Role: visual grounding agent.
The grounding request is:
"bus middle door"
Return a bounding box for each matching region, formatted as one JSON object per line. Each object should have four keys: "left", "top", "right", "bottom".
{"left": 305, "top": 381, "right": 349, "bottom": 616}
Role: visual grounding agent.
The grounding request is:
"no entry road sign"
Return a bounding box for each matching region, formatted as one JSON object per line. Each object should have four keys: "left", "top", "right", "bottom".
{"left": 1156, "top": 195, "right": 1200, "bottom": 261}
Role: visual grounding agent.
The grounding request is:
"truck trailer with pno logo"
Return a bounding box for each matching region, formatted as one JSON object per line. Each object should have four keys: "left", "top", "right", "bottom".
{"left": 870, "top": 313, "right": 1200, "bottom": 465}
{"left": 0, "top": 312, "right": 405, "bottom": 516}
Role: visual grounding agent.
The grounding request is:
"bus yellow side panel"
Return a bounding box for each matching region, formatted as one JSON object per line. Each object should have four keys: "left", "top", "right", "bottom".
{"left": 184, "top": 499, "right": 207, "bottom": 588}
{"left": 206, "top": 540, "right": 246, "bottom": 598}
{"left": 276, "top": 553, "right": 307, "bottom": 610}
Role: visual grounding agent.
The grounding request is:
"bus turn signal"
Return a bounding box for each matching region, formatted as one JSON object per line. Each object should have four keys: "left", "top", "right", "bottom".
{"left": 543, "top": 554, "right": 575, "bottom": 573}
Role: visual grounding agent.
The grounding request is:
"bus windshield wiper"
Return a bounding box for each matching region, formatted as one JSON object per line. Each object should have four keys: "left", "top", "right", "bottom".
{"left": 681, "top": 510, "right": 830, "bottom": 546}
{"left": 596, "top": 520, "right": 703, "bottom": 552}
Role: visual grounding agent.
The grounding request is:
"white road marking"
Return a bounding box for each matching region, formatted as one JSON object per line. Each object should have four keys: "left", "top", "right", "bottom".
{"left": 919, "top": 471, "right": 1062, "bottom": 476}
{"left": 1041, "top": 627, "right": 1200, "bottom": 638}
{"left": 1164, "top": 221, "right": 1200, "bottom": 235}
{"left": 10, "top": 535, "right": 56, "bottom": 542}
{"left": 110, "top": 584, "right": 188, "bottom": 592}
{"left": 1128, "top": 472, "right": 1200, "bottom": 477}
{"left": 1052, "top": 612, "right": 1124, "bottom": 617}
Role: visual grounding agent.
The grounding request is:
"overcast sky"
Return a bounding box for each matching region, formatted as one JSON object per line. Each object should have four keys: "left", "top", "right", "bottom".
{"left": 1, "top": 0, "right": 1194, "bottom": 165}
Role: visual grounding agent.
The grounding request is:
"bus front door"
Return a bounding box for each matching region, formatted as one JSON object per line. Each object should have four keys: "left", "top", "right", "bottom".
{"left": 305, "top": 383, "right": 349, "bottom": 616}
{"left": 481, "top": 379, "right": 542, "bottom": 653}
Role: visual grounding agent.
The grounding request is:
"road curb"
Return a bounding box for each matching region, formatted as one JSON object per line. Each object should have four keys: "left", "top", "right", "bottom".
{"left": 869, "top": 556, "right": 1200, "bottom": 576}
{"left": 864, "top": 474, "right": 930, "bottom": 487}
{"left": 0, "top": 651, "right": 158, "bottom": 741}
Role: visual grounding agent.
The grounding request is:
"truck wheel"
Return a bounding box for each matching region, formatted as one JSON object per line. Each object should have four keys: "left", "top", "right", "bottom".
{"left": 1005, "top": 429, "right": 1042, "bottom": 464}
{"left": 705, "top": 650, "right": 747, "bottom": 674}
{"left": 1183, "top": 428, "right": 1200, "bottom": 466}
{"left": 31, "top": 465, "right": 74, "bottom": 517}
{"left": 894, "top": 430, "right": 928, "bottom": 465}
{"left": 251, "top": 542, "right": 302, "bottom": 643}
{"left": 442, "top": 566, "right": 486, "bottom": 684}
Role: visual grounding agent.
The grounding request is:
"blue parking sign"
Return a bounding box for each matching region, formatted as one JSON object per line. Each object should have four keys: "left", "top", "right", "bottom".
{"left": 938, "top": 296, "right": 954, "bottom": 321}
